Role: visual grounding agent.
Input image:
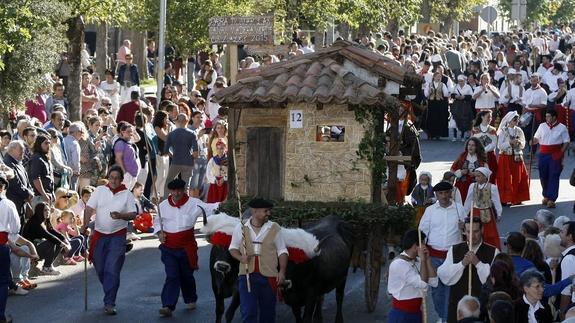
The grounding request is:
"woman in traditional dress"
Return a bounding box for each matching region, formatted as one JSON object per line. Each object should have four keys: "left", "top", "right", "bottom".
{"left": 463, "top": 167, "right": 502, "bottom": 249}
{"left": 451, "top": 137, "right": 488, "bottom": 200}
{"left": 410, "top": 171, "right": 435, "bottom": 225}
{"left": 424, "top": 71, "right": 450, "bottom": 139}
{"left": 206, "top": 140, "right": 228, "bottom": 203}
{"left": 496, "top": 111, "right": 530, "bottom": 205}
{"left": 471, "top": 110, "right": 498, "bottom": 183}
{"left": 450, "top": 75, "right": 474, "bottom": 142}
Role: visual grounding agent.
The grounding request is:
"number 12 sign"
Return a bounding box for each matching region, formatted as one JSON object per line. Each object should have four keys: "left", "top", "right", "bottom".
{"left": 289, "top": 110, "right": 303, "bottom": 128}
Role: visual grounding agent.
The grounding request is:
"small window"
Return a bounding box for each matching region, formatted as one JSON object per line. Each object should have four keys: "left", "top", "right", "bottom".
{"left": 316, "top": 125, "right": 345, "bottom": 142}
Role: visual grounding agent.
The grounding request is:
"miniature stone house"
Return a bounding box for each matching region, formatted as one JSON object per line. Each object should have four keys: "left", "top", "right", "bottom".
{"left": 214, "top": 40, "right": 419, "bottom": 202}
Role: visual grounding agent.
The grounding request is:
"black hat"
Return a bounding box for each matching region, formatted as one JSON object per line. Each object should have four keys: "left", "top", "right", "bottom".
{"left": 433, "top": 181, "right": 453, "bottom": 192}
{"left": 167, "top": 178, "right": 186, "bottom": 190}
{"left": 247, "top": 198, "right": 274, "bottom": 209}
{"left": 488, "top": 59, "right": 497, "bottom": 64}
{"left": 0, "top": 173, "right": 8, "bottom": 187}
{"left": 542, "top": 54, "right": 553, "bottom": 60}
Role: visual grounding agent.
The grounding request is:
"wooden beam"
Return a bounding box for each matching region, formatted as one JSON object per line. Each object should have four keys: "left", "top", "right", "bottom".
{"left": 383, "top": 156, "right": 412, "bottom": 162}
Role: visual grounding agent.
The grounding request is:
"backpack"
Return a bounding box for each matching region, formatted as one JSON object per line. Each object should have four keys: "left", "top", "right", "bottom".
{"left": 109, "top": 137, "right": 128, "bottom": 168}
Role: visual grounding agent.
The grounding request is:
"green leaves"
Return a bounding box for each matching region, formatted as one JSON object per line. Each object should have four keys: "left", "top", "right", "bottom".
{"left": 218, "top": 198, "right": 416, "bottom": 240}
{"left": 0, "top": 0, "right": 69, "bottom": 110}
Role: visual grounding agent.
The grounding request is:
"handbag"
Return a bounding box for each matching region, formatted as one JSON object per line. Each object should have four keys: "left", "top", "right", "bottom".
{"left": 60, "top": 172, "right": 70, "bottom": 190}
{"left": 570, "top": 168, "right": 575, "bottom": 186}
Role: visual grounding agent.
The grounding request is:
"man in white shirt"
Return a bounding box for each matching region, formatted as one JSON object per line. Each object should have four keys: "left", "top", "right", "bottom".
{"left": 542, "top": 63, "right": 565, "bottom": 93}
{"left": 388, "top": 229, "right": 438, "bottom": 323}
{"left": 532, "top": 109, "right": 570, "bottom": 208}
{"left": 229, "top": 198, "right": 288, "bottom": 323}
{"left": 82, "top": 166, "right": 138, "bottom": 315}
{"left": 437, "top": 217, "right": 499, "bottom": 323}
{"left": 558, "top": 221, "right": 575, "bottom": 314}
{"left": 522, "top": 73, "right": 548, "bottom": 141}
{"left": 155, "top": 178, "right": 219, "bottom": 317}
{"left": 0, "top": 173, "right": 39, "bottom": 322}
{"left": 418, "top": 181, "right": 466, "bottom": 323}
{"left": 499, "top": 69, "right": 524, "bottom": 114}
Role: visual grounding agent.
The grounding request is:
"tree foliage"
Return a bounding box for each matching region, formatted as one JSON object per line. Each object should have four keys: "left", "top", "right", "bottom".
{"left": 0, "top": 0, "right": 69, "bottom": 110}
{"left": 498, "top": 0, "right": 565, "bottom": 26}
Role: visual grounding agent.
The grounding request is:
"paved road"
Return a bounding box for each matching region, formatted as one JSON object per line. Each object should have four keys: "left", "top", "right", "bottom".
{"left": 6, "top": 139, "right": 575, "bottom": 323}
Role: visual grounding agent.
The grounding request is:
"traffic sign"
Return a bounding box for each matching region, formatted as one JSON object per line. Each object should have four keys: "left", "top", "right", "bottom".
{"left": 480, "top": 6, "right": 498, "bottom": 24}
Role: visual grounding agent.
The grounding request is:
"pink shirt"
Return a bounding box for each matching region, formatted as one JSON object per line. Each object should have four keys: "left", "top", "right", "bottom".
{"left": 117, "top": 46, "right": 131, "bottom": 65}
{"left": 25, "top": 94, "right": 47, "bottom": 123}
{"left": 81, "top": 84, "right": 97, "bottom": 114}
{"left": 55, "top": 222, "right": 78, "bottom": 237}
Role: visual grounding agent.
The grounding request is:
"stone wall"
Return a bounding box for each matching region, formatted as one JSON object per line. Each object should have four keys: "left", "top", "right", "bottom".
{"left": 283, "top": 103, "right": 371, "bottom": 202}
{"left": 235, "top": 103, "right": 372, "bottom": 202}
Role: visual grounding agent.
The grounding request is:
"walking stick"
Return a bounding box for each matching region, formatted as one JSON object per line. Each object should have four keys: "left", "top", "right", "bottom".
{"left": 418, "top": 229, "right": 428, "bottom": 323}
{"left": 468, "top": 197, "right": 474, "bottom": 295}
{"left": 227, "top": 107, "right": 250, "bottom": 292}
{"left": 84, "top": 256, "right": 88, "bottom": 311}
{"left": 527, "top": 110, "right": 537, "bottom": 188}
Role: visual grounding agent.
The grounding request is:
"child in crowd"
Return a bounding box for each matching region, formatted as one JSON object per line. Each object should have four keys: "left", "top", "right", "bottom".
{"left": 410, "top": 171, "right": 435, "bottom": 224}
{"left": 55, "top": 210, "right": 86, "bottom": 265}
{"left": 71, "top": 186, "right": 95, "bottom": 220}
{"left": 206, "top": 140, "right": 228, "bottom": 203}
{"left": 132, "top": 182, "right": 155, "bottom": 234}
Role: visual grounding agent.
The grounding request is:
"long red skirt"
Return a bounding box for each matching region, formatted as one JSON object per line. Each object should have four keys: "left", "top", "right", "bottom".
{"left": 496, "top": 155, "right": 530, "bottom": 204}
{"left": 472, "top": 208, "right": 501, "bottom": 249}
{"left": 455, "top": 176, "right": 474, "bottom": 203}
{"left": 486, "top": 151, "right": 498, "bottom": 184}
{"left": 207, "top": 182, "right": 229, "bottom": 203}
{"left": 555, "top": 105, "right": 575, "bottom": 137}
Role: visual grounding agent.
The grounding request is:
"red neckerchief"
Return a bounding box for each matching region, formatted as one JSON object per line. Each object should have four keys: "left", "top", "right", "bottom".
{"left": 547, "top": 121, "right": 559, "bottom": 129}
{"left": 168, "top": 194, "right": 189, "bottom": 208}
{"left": 107, "top": 184, "right": 127, "bottom": 194}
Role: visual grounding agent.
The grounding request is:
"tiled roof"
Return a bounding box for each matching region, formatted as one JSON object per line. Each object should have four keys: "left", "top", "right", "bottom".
{"left": 214, "top": 40, "right": 421, "bottom": 107}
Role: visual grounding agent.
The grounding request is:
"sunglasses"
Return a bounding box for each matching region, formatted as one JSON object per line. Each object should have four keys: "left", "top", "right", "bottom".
{"left": 194, "top": 94, "right": 202, "bottom": 97}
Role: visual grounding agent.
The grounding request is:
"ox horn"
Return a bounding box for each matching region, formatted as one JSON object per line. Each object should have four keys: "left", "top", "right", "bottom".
{"left": 199, "top": 205, "right": 207, "bottom": 225}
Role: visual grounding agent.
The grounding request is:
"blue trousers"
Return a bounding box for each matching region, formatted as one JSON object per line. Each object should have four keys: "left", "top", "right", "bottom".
{"left": 92, "top": 235, "right": 126, "bottom": 306}
{"left": 239, "top": 273, "right": 276, "bottom": 323}
{"left": 538, "top": 153, "right": 563, "bottom": 201}
{"left": 0, "top": 245, "right": 10, "bottom": 321}
{"left": 160, "top": 245, "right": 197, "bottom": 309}
{"left": 388, "top": 308, "right": 422, "bottom": 323}
{"left": 430, "top": 257, "right": 449, "bottom": 322}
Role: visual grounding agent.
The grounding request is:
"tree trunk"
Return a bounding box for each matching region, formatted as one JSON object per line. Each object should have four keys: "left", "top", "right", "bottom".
{"left": 421, "top": 0, "right": 431, "bottom": 23}
{"left": 95, "top": 23, "right": 109, "bottom": 77}
{"left": 314, "top": 29, "right": 325, "bottom": 49}
{"left": 386, "top": 18, "right": 400, "bottom": 37}
{"left": 338, "top": 22, "right": 350, "bottom": 41}
{"left": 122, "top": 29, "right": 147, "bottom": 81}
{"left": 66, "top": 15, "right": 85, "bottom": 122}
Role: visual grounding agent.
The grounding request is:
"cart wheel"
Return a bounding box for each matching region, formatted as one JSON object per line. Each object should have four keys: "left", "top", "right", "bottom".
{"left": 364, "top": 227, "right": 384, "bottom": 313}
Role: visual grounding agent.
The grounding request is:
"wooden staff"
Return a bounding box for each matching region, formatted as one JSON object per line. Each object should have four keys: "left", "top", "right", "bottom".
{"left": 231, "top": 108, "right": 250, "bottom": 292}
{"left": 84, "top": 256, "right": 88, "bottom": 311}
{"left": 418, "top": 229, "right": 428, "bottom": 323}
{"left": 468, "top": 198, "right": 474, "bottom": 295}
{"left": 527, "top": 111, "right": 537, "bottom": 188}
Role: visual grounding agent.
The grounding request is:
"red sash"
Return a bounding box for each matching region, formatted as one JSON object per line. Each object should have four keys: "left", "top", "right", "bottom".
{"left": 252, "top": 256, "right": 280, "bottom": 298}
{"left": 427, "top": 245, "right": 448, "bottom": 258}
{"left": 88, "top": 228, "right": 127, "bottom": 263}
{"left": 392, "top": 297, "right": 422, "bottom": 313}
{"left": 164, "top": 229, "right": 198, "bottom": 270}
{"left": 0, "top": 232, "right": 8, "bottom": 245}
{"left": 540, "top": 144, "right": 563, "bottom": 161}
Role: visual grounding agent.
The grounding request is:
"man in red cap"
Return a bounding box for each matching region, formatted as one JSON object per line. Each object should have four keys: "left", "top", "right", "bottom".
{"left": 155, "top": 177, "right": 220, "bottom": 317}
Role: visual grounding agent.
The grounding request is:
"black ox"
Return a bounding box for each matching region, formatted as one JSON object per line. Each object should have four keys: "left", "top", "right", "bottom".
{"left": 203, "top": 212, "right": 353, "bottom": 323}
{"left": 281, "top": 215, "right": 354, "bottom": 323}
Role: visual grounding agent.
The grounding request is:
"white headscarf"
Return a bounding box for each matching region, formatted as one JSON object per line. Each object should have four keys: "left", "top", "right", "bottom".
{"left": 474, "top": 167, "right": 492, "bottom": 179}
{"left": 497, "top": 111, "right": 519, "bottom": 135}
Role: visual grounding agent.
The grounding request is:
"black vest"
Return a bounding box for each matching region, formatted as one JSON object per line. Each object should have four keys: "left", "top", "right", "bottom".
{"left": 447, "top": 242, "right": 497, "bottom": 323}
{"left": 555, "top": 246, "right": 575, "bottom": 283}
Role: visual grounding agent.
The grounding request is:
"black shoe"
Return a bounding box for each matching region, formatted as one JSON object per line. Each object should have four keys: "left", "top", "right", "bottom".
{"left": 159, "top": 307, "right": 173, "bottom": 317}
{"left": 125, "top": 242, "right": 134, "bottom": 253}
{"left": 1, "top": 315, "right": 13, "bottom": 323}
{"left": 104, "top": 305, "right": 117, "bottom": 315}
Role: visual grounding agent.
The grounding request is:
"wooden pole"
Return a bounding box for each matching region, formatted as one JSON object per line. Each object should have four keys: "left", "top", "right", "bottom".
{"left": 468, "top": 198, "right": 474, "bottom": 295}
{"left": 229, "top": 44, "right": 238, "bottom": 85}
{"left": 418, "top": 229, "right": 428, "bottom": 323}
{"left": 232, "top": 146, "right": 250, "bottom": 293}
{"left": 84, "top": 256, "right": 88, "bottom": 311}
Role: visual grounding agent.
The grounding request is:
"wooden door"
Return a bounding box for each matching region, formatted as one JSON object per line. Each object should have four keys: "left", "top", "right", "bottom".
{"left": 246, "top": 127, "right": 284, "bottom": 200}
